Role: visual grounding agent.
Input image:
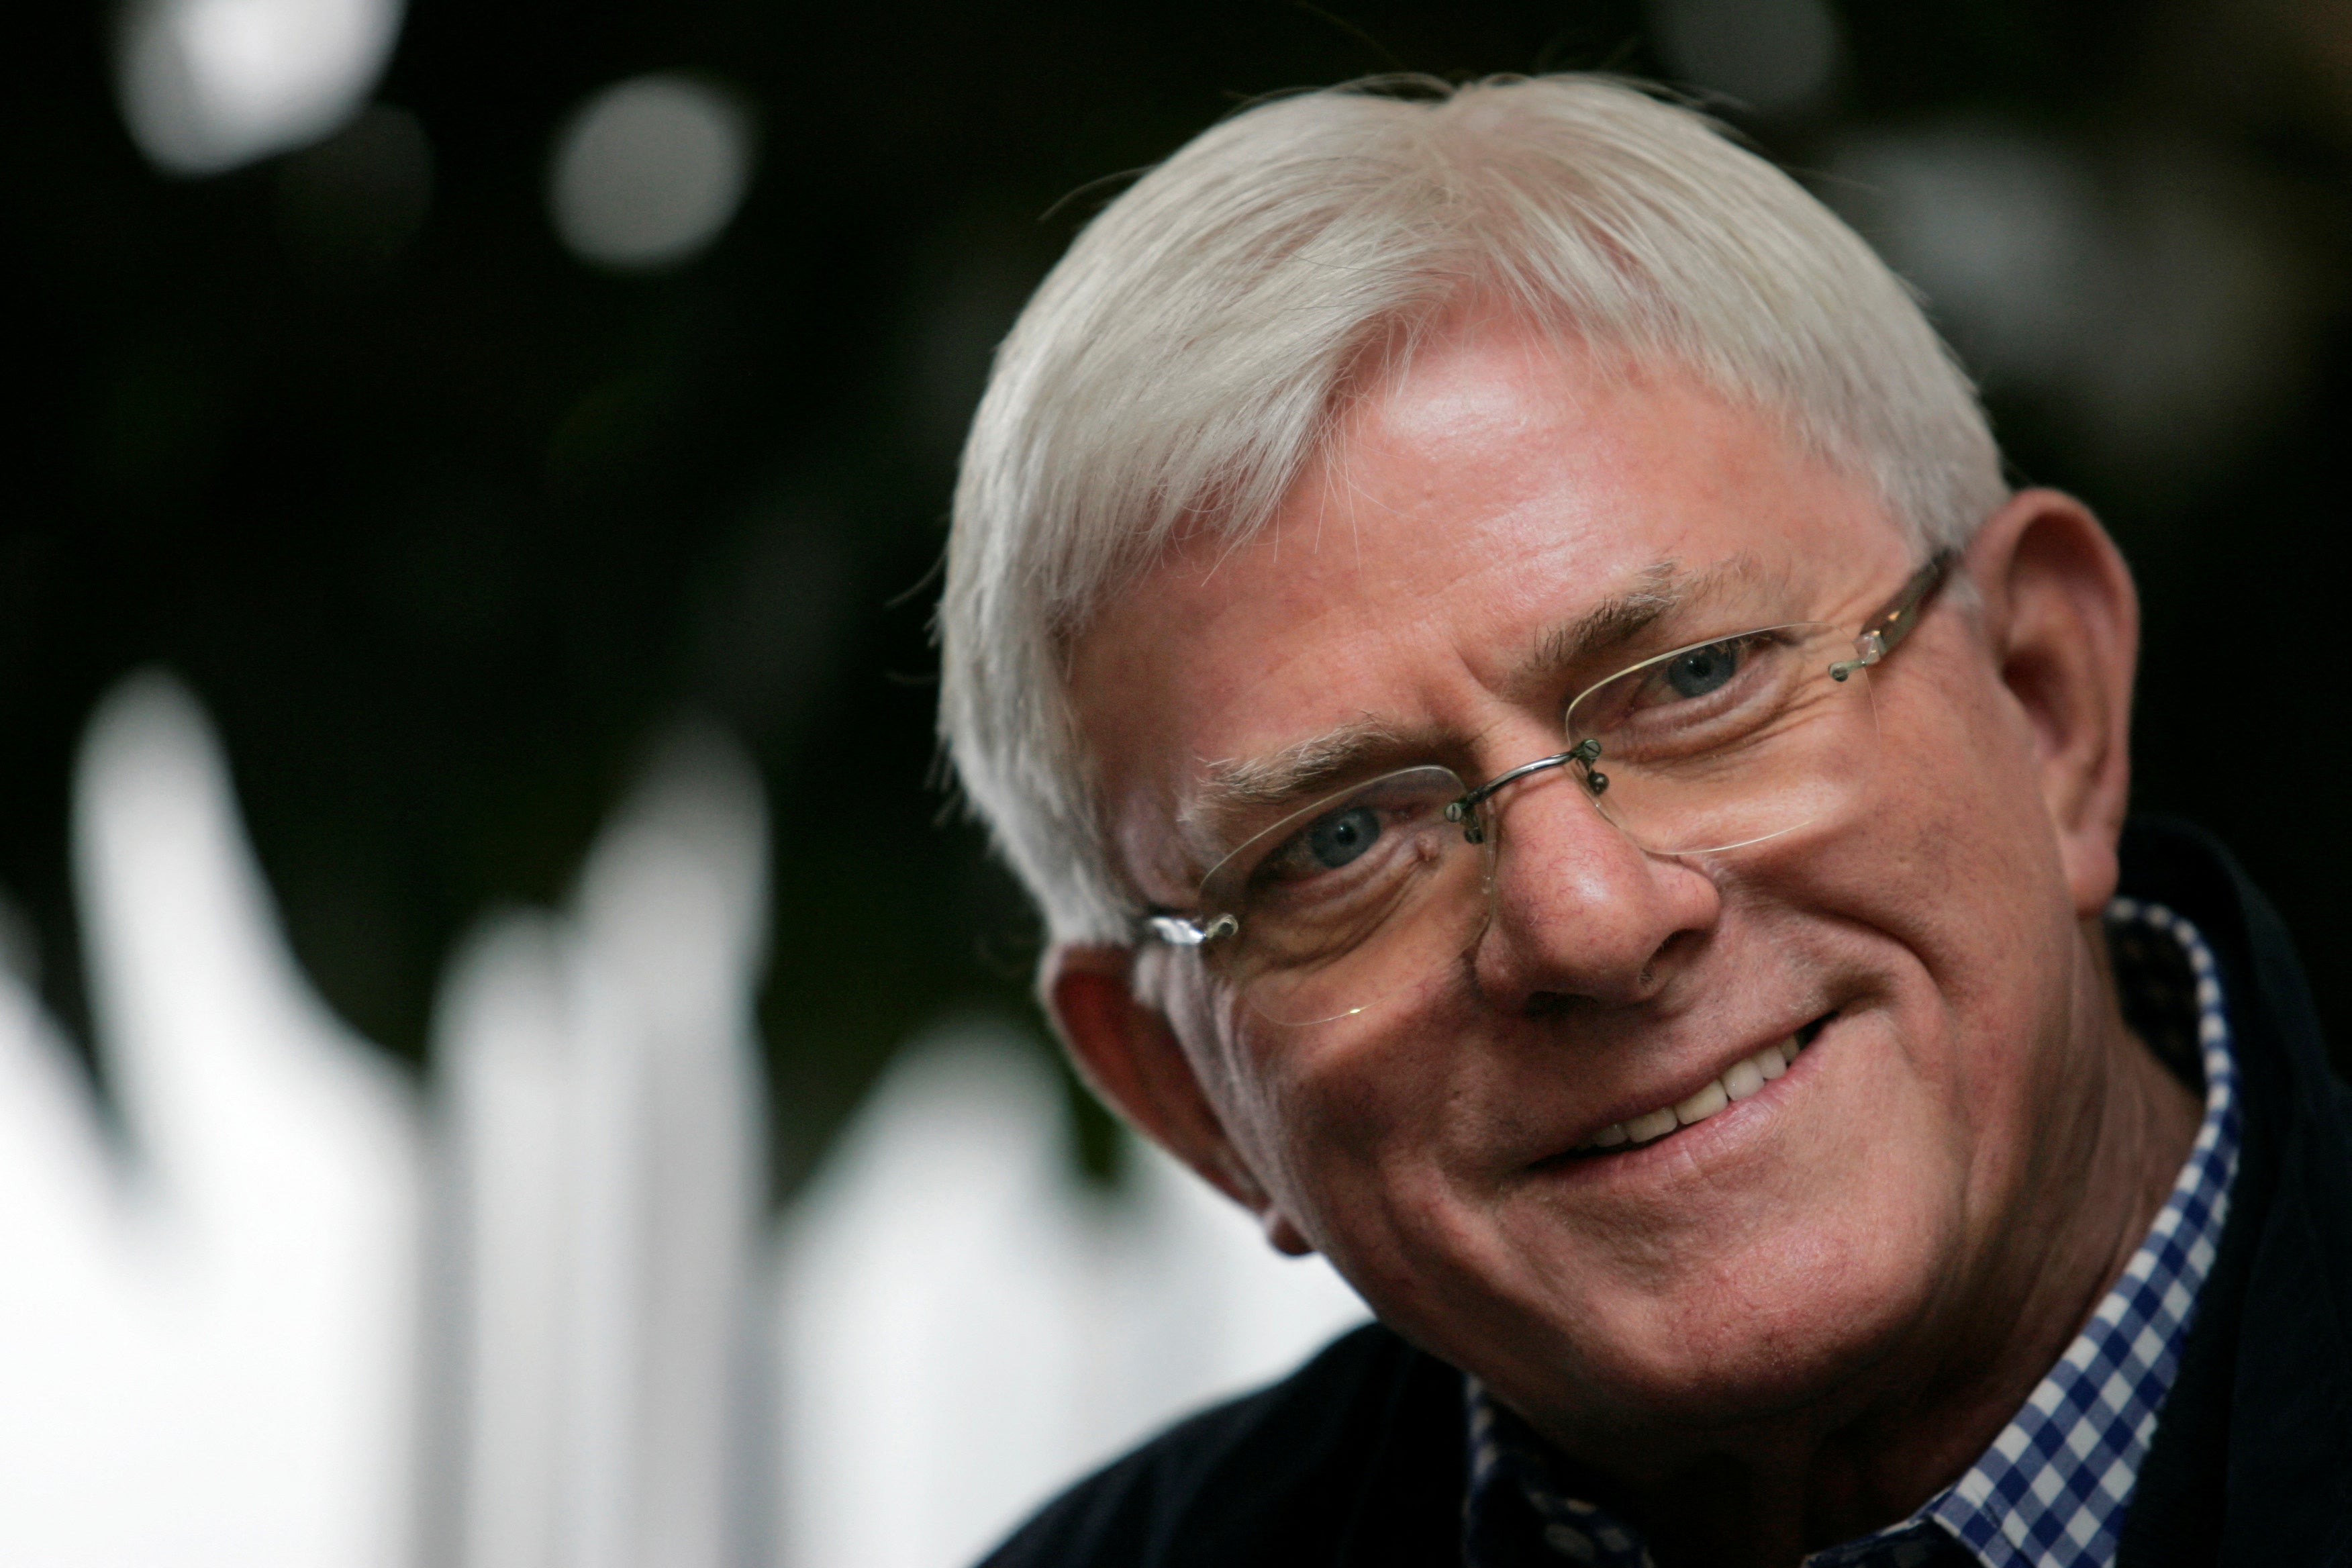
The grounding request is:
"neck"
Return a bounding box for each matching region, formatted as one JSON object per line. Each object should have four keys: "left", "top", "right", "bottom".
{"left": 1567, "top": 920, "right": 2203, "bottom": 1568}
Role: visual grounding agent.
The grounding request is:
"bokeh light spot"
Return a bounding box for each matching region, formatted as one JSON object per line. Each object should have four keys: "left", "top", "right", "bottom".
{"left": 548, "top": 74, "right": 755, "bottom": 274}
{"left": 115, "top": 0, "right": 404, "bottom": 176}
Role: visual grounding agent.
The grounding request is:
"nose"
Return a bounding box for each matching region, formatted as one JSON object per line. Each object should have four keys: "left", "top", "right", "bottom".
{"left": 1472, "top": 765, "right": 1720, "bottom": 1014}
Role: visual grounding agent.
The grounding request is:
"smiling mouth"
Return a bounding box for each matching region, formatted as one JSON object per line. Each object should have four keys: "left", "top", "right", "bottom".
{"left": 1567, "top": 1014, "right": 1833, "bottom": 1157}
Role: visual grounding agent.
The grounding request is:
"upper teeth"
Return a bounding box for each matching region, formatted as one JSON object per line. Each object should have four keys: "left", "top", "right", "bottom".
{"left": 1579, "top": 1036, "right": 1802, "bottom": 1152}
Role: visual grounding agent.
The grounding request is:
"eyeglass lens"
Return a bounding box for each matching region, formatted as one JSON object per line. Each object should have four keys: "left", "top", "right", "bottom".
{"left": 1190, "top": 622, "right": 1881, "bottom": 1025}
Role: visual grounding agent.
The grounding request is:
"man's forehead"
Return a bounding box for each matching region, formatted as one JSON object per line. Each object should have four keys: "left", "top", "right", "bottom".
{"left": 1070, "top": 320, "right": 1901, "bottom": 893}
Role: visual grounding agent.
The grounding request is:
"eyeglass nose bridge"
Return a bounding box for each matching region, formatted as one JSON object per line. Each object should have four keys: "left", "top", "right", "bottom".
{"left": 1441, "top": 737, "right": 1608, "bottom": 846}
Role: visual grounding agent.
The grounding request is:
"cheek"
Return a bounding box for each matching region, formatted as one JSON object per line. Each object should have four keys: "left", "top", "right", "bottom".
{"left": 1818, "top": 620, "right": 2063, "bottom": 936}
{"left": 1211, "top": 999, "right": 1480, "bottom": 1253}
{"left": 1165, "top": 979, "right": 1359, "bottom": 1226}
{"left": 1802, "top": 652, "right": 2082, "bottom": 1163}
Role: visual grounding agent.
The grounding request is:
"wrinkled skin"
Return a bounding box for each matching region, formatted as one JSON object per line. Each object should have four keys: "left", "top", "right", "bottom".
{"left": 1045, "top": 309, "right": 2198, "bottom": 1563}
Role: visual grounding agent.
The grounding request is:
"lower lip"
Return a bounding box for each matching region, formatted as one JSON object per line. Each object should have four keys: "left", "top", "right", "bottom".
{"left": 1535, "top": 1017, "right": 1831, "bottom": 1178}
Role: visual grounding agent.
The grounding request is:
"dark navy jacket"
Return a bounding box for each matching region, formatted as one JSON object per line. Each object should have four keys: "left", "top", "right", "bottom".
{"left": 980, "top": 822, "right": 2352, "bottom": 1567}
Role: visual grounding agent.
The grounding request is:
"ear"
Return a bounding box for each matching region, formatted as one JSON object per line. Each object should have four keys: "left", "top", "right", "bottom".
{"left": 1965, "top": 489, "right": 2140, "bottom": 918}
{"left": 1041, "top": 943, "right": 1315, "bottom": 1255}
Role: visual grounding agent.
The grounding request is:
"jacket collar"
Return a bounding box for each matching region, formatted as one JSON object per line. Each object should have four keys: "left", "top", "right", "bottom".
{"left": 2114, "top": 818, "right": 2352, "bottom": 1566}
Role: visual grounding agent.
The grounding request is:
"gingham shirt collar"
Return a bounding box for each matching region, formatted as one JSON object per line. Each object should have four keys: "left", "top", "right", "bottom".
{"left": 1463, "top": 897, "right": 2243, "bottom": 1568}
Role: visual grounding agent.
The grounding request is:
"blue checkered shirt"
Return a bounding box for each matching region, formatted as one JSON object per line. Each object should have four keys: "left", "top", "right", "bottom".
{"left": 1464, "top": 897, "right": 2243, "bottom": 1568}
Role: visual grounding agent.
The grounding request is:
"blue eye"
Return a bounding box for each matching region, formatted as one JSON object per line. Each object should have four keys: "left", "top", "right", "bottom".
{"left": 1664, "top": 640, "right": 1741, "bottom": 698}
{"left": 1303, "top": 805, "right": 1381, "bottom": 870}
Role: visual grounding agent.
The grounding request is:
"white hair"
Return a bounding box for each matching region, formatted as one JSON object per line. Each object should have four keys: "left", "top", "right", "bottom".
{"left": 938, "top": 74, "right": 2007, "bottom": 945}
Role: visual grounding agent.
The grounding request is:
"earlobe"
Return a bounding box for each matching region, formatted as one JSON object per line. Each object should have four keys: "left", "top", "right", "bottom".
{"left": 1969, "top": 489, "right": 2139, "bottom": 917}
{"left": 1041, "top": 943, "right": 1312, "bottom": 1252}
{"left": 1263, "top": 1212, "right": 1315, "bottom": 1257}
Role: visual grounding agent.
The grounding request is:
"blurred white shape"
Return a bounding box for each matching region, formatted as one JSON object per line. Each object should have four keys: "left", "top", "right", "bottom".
{"left": 0, "top": 954, "right": 136, "bottom": 1540}
{"left": 0, "top": 670, "right": 420, "bottom": 1566}
{"left": 117, "top": 0, "right": 405, "bottom": 175}
{"left": 1647, "top": 0, "right": 1844, "bottom": 115}
{"left": 437, "top": 914, "right": 573, "bottom": 1568}
{"left": 0, "top": 677, "right": 1373, "bottom": 1568}
{"left": 550, "top": 74, "right": 756, "bottom": 272}
{"left": 774, "top": 1024, "right": 1367, "bottom": 1568}
{"left": 437, "top": 727, "right": 770, "bottom": 1568}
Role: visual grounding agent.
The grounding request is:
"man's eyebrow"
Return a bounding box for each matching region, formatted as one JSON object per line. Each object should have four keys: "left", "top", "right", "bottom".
{"left": 1524, "top": 560, "right": 1685, "bottom": 676}
{"left": 1181, "top": 719, "right": 1413, "bottom": 847}
{"left": 1197, "top": 719, "right": 1406, "bottom": 809}
{"left": 1521, "top": 556, "right": 1771, "bottom": 683}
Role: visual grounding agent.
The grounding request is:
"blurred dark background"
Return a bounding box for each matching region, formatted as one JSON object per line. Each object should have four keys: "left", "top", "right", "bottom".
{"left": 3, "top": 0, "right": 2347, "bottom": 1195}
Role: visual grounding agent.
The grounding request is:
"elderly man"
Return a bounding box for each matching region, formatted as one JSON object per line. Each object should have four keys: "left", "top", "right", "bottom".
{"left": 937, "top": 76, "right": 2350, "bottom": 1566}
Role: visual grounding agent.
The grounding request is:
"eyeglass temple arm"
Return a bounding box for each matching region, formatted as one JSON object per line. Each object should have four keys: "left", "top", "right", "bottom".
{"left": 1829, "top": 549, "right": 1957, "bottom": 682}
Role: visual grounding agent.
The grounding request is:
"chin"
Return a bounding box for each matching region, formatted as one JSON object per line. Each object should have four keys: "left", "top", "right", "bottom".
{"left": 1520, "top": 1220, "right": 1949, "bottom": 1440}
